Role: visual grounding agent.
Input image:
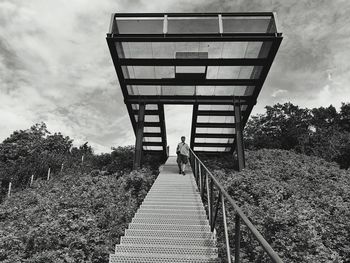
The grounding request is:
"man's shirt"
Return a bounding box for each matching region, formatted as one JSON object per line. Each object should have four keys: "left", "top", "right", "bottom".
{"left": 177, "top": 142, "right": 190, "bottom": 157}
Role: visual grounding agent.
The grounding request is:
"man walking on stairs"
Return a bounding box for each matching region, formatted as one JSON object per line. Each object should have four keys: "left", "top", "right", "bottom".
{"left": 176, "top": 136, "right": 190, "bottom": 175}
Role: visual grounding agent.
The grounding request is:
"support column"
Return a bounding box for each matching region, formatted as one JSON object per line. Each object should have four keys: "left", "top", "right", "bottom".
{"left": 234, "top": 99, "right": 245, "bottom": 171}
{"left": 133, "top": 103, "right": 145, "bottom": 170}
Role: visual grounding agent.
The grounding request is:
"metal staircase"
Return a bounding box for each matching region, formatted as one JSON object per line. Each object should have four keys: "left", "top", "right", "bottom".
{"left": 109, "top": 156, "right": 220, "bottom": 263}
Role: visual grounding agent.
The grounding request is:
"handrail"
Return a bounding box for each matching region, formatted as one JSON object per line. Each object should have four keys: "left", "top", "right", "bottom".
{"left": 189, "top": 148, "right": 283, "bottom": 263}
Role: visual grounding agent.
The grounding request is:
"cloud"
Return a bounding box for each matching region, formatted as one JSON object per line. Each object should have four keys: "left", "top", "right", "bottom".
{"left": 1, "top": 0, "right": 350, "bottom": 153}
{"left": 271, "top": 89, "right": 288, "bottom": 98}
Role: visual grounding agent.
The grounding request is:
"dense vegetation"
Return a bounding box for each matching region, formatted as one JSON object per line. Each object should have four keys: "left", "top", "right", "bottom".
{"left": 0, "top": 123, "right": 162, "bottom": 262}
{"left": 245, "top": 102, "right": 350, "bottom": 169}
{"left": 0, "top": 167, "right": 157, "bottom": 263}
{"left": 202, "top": 149, "right": 350, "bottom": 263}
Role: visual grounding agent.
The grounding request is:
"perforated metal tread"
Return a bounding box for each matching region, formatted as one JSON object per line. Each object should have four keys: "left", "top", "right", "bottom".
{"left": 109, "top": 157, "right": 218, "bottom": 263}
{"left": 114, "top": 245, "right": 218, "bottom": 257}
{"left": 134, "top": 213, "right": 208, "bottom": 220}
{"left": 128, "top": 223, "right": 210, "bottom": 232}
{"left": 140, "top": 205, "right": 205, "bottom": 211}
{"left": 142, "top": 201, "right": 203, "bottom": 206}
{"left": 120, "top": 236, "right": 217, "bottom": 248}
{"left": 137, "top": 209, "right": 207, "bottom": 215}
{"left": 125, "top": 229, "right": 214, "bottom": 239}
{"left": 132, "top": 217, "right": 209, "bottom": 226}
{"left": 109, "top": 254, "right": 221, "bottom": 263}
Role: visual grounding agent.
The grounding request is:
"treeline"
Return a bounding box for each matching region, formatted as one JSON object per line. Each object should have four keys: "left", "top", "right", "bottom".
{"left": 0, "top": 123, "right": 160, "bottom": 202}
{"left": 245, "top": 102, "right": 350, "bottom": 169}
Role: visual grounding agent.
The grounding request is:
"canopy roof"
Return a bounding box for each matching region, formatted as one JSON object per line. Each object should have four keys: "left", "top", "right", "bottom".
{"left": 106, "top": 12, "right": 282, "bottom": 153}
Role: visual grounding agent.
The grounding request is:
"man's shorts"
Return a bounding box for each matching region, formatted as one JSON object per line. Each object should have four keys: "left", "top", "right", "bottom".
{"left": 177, "top": 154, "right": 189, "bottom": 164}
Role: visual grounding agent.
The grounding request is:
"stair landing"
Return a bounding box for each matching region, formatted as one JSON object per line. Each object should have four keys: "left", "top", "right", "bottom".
{"left": 109, "top": 156, "right": 219, "bottom": 262}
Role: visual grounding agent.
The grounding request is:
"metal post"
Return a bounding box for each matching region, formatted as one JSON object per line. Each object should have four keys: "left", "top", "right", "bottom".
{"left": 212, "top": 192, "right": 221, "bottom": 232}
{"left": 7, "top": 182, "right": 12, "bottom": 198}
{"left": 133, "top": 103, "right": 145, "bottom": 169}
{"left": 199, "top": 164, "right": 202, "bottom": 196}
{"left": 234, "top": 99, "right": 245, "bottom": 171}
{"left": 81, "top": 155, "right": 84, "bottom": 164}
{"left": 206, "top": 173, "right": 211, "bottom": 226}
{"left": 235, "top": 214, "right": 241, "bottom": 263}
{"left": 30, "top": 174, "right": 34, "bottom": 187}
{"left": 222, "top": 195, "right": 232, "bottom": 263}
{"left": 210, "top": 178, "right": 214, "bottom": 226}
{"left": 47, "top": 167, "right": 51, "bottom": 180}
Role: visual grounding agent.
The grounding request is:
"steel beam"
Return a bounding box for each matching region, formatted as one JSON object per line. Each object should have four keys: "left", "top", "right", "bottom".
{"left": 124, "top": 78, "right": 257, "bottom": 86}
{"left": 234, "top": 100, "right": 245, "bottom": 171}
{"left": 133, "top": 104, "right": 145, "bottom": 169}
{"left": 118, "top": 58, "right": 267, "bottom": 66}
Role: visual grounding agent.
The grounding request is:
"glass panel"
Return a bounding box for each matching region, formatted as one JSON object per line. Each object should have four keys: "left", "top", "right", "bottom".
{"left": 195, "top": 138, "right": 234, "bottom": 143}
{"left": 120, "top": 41, "right": 269, "bottom": 59}
{"left": 197, "top": 116, "right": 234, "bottom": 123}
{"left": 145, "top": 115, "right": 159, "bottom": 122}
{"left": 194, "top": 147, "right": 229, "bottom": 152}
{"left": 146, "top": 104, "right": 158, "bottom": 110}
{"left": 168, "top": 17, "right": 219, "bottom": 33}
{"left": 198, "top": 105, "right": 234, "bottom": 110}
{"left": 124, "top": 66, "right": 174, "bottom": 79}
{"left": 143, "top": 146, "right": 163, "bottom": 150}
{"left": 144, "top": 127, "right": 161, "bottom": 132}
{"left": 222, "top": 16, "right": 273, "bottom": 33}
{"left": 116, "top": 18, "right": 163, "bottom": 34}
{"left": 196, "top": 127, "right": 235, "bottom": 134}
{"left": 143, "top": 137, "right": 162, "bottom": 142}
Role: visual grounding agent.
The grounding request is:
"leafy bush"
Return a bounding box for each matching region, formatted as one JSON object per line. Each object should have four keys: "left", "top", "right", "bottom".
{"left": 0, "top": 167, "right": 158, "bottom": 263}
{"left": 245, "top": 103, "right": 350, "bottom": 169}
{"left": 202, "top": 149, "right": 350, "bottom": 262}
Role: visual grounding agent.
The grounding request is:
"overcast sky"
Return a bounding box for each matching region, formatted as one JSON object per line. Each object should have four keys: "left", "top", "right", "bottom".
{"left": 1, "top": 0, "right": 350, "bottom": 153}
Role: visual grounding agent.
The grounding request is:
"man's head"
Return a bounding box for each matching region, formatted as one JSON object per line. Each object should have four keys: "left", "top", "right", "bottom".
{"left": 181, "top": 136, "right": 186, "bottom": 143}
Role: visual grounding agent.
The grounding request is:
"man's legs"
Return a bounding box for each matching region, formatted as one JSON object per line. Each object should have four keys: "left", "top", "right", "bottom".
{"left": 176, "top": 154, "right": 182, "bottom": 174}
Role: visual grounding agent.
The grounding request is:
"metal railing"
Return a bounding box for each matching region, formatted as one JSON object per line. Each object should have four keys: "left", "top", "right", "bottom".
{"left": 189, "top": 149, "right": 283, "bottom": 263}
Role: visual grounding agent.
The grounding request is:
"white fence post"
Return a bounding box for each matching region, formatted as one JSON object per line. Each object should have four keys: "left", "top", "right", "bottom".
{"left": 30, "top": 174, "right": 34, "bottom": 186}
{"left": 47, "top": 167, "right": 51, "bottom": 180}
{"left": 7, "top": 182, "right": 12, "bottom": 198}
{"left": 81, "top": 155, "right": 84, "bottom": 164}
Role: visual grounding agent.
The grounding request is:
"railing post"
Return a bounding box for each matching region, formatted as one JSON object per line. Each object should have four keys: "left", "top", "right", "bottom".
{"left": 206, "top": 172, "right": 211, "bottom": 226}
{"left": 212, "top": 192, "right": 221, "bottom": 232}
{"left": 210, "top": 178, "right": 214, "bottom": 227}
{"left": 194, "top": 157, "right": 198, "bottom": 184}
{"left": 7, "top": 182, "right": 12, "bottom": 198}
{"left": 222, "top": 195, "right": 232, "bottom": 263}
{"left": 47, "top": 167, "right": 51, "bottom": 180}
{"left": 235, "top": 214, "right": 241, "bottom": 263}
{"left": 30, "top": 174, "right": 34, "bottom": 187}
{"left": 199, "top": 164, "right": 202, "bottom": 197}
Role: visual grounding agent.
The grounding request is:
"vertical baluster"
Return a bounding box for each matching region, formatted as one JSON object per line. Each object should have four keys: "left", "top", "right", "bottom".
{"left": 206, "top": 172, "right": 211, "bottom": 226}
{"left": 210, "top": 178, "right": 214, "bottom": 228}
{"left": 222, "top": 195, "right": 232, "bottom": 263}
{"left": 199, "top": 164, "right": 202, "bottom": 197}
{"left": 212, "top": 192, "right": 221, "bottom": 232}
{"left": 235, "top": 214, "right": 241, "bottom": 263}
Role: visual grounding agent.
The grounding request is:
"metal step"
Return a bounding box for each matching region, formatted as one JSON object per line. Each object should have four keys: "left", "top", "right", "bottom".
{"left": 120, "top": 236, "right": 216, "bottom": 248}
{"left": 142, "top": 201, "right": 203, "bottom": 206}
{"left": 132, "top": 217, "right": 209, "bottom": 226}
{"left": 109, "top": 254, "right": 221, "bottom": 263}
{"left": 140, "top": 205, "right": 205, "bottom": 211}
{"left": 128, "top": 223, "right": 210, "bottom": 232}
{"left": 114, "top": 245, "right": 218, "bottom": 257}
{"left": 137, "top": 209, "right": 207, "bottom": 215}
{"left": 125, "top": 229, "right": 214, "bottom": 239}
{"left": 133, "top": 213, "right": 208, "bottom": 220}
